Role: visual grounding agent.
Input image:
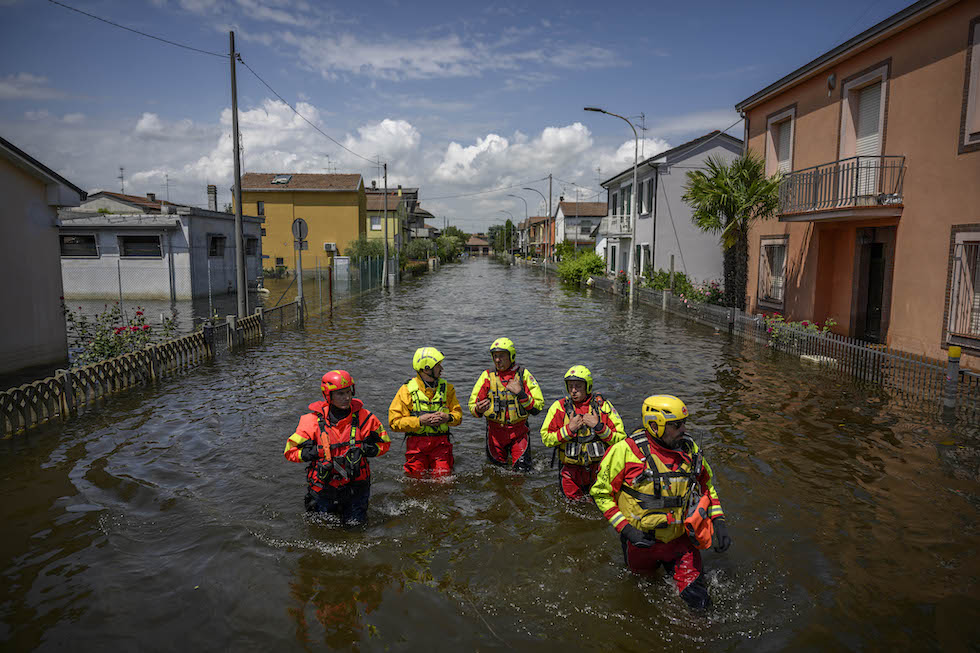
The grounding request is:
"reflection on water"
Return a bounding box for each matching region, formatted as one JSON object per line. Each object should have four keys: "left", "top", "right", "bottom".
{"left": 2, "top": 258, "right": 980, "bottom": 651}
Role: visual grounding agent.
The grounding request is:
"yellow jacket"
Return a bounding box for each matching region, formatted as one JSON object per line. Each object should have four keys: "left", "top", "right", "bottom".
{"left": 540, "top": 394, "right": 626, "bottom": 465}
{"left": 468, "top": 366, "right": 543, "bottom": 423}
{"left": 389, "top": 374, "right": 463, "bottom": 434}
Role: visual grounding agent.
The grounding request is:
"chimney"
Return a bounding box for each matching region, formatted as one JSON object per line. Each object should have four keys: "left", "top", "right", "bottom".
{"left": 207, "top": 185, "right": 217, "bottom": 211}
{"left": 371, "top": 180, "right": 377, "bottom": 189}
{"left": 146, "top": 192, "right": 156, "bottom": 202}
{"left": 397, "top": 184, "right": 402, "bottom": 190}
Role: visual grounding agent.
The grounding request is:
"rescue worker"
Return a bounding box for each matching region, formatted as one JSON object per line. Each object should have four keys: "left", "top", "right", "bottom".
{"left": 284, "top": 370, "right": 390, "bottom": 525}
{"left": 388, "top": 347, "right": 463, "bottom": 477}
{"left": 540, "top": 365, "right": 625, "bottom": 500}
{"left": 591, "top": 395, "right": 732, "bottom": 610}
{"left": 468, "top": 337, "right": 544, "bottom": 470}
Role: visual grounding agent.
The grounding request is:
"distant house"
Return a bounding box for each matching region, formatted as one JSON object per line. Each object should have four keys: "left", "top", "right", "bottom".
{"left": 241, "top": 172, "right": 365, "bottom": 270}
{"left": 365, "top": 191, "right": 407, "bottom": 249}
{"left": 411, "top": 206, "right": 437, "bottom": 238}
{"left": 465, "top": 235, "right": 491, "bottom": 256}
{"left": 527, "top": 216, "right": 551, "bottom": 258}
{"left": 59, "top": 206, "right": 263, "bottom": 300}
{"left": 554, "top": 201, "right": 605, "bottom": 253}
{"left": 72, "top": 190, "right": 164, "bottom": 214}
{"left": 0, "top": 135, "right": 85, "bottom": 377}
{"left": 597, "top": 130, "right": 743, "bottom": 279}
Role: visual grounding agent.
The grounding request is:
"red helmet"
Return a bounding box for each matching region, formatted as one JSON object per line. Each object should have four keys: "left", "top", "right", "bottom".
{"left": 321, "top": 369, "right": 355, "bottom": 400}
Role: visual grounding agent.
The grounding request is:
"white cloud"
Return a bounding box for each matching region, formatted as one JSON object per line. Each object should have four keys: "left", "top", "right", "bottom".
{"left": 0, "top": 73, "right": 67, "bottom": 100}
{"left": 24, "top": 109, "right": 50, "bottom": 121}
{"left": 62, "top": 113, "right": 85, "bottom": 124}
{"left": 596, "top": 138, "right": 672, "bottom": 176}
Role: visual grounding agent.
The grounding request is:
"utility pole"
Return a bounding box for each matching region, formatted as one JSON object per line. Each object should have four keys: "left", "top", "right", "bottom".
{"left": 165, "top": 172, "right": 171, "bottom": 202}
{"left": 548, "top": 173, "right": 553, "bottom": 261}
{"left": 118, "top": 167, "right": 125, "bottom": 193}
{"left": 383, "top": 162, "right": 389, "bottom": 289}
{"left": 229, "top": 31, "right": 247, "bottom": 318}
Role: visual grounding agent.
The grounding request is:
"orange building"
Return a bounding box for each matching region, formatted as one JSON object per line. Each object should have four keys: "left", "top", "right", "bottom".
{"left": 736, "top": 0, "right": 980, "bottom": 365}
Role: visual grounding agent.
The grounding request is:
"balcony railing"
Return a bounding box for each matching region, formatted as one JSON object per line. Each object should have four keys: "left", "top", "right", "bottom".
{"left": 778, "top": 155, "right": 906, "bottom": 215}
{"left": 598, "top": 214, "right": 631, "bottom": 235}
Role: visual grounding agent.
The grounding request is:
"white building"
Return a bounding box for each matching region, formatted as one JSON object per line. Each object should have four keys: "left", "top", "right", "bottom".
{"left": 554, "top": 201, "right": 606, "bottom": 253}
{"left": 59, "top": 206, "right": 264, "bottom": 300}
{"left": 597, "top": 131, "right": 743, "bottom": 281}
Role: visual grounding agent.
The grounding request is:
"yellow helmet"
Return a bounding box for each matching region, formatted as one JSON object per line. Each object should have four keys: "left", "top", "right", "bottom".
{"left": 412, "top": 346, "right": 445, "bottom": 373}
{"left": 563, "top": 365, "right": 593, "bottom": 394}
{"left": 489, "top": 337, "right": 516, "bottom": 363}
{"left": 642, "top": 395, "right": 689, "bottom": 438}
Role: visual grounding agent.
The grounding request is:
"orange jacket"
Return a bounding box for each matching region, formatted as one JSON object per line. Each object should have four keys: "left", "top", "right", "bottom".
{"left": 284, "top": 399, "right": 390, "bottom": 490}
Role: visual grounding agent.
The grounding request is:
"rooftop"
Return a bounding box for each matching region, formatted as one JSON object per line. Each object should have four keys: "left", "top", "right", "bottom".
{"left": 241, "top": 172, "right": 362, "bottom": 191}
{"left": 558, "top": 201, "right": 607, "bottom": 217}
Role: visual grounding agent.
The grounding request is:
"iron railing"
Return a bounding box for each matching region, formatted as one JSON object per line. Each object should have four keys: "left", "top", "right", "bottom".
{"left": 778, "top": 155, "right": 906, "bottom": 215}
{"left": 598, "top": 214, "right": 631, "bottom": 236}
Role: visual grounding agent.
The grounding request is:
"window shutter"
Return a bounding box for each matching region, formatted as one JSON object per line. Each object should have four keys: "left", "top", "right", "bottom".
{"left": 758, "top": 244, "right": 771, "bottom": 299}
{"left": 776, "top": 121, "right": 792, "bottom": 173}
{"left": 855, "top": 82, "right": 882, "bottom": 157}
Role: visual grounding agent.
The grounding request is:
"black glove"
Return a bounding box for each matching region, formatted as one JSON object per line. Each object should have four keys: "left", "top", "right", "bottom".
{"left": 298, "top": 440, "right": 319, "bottom": 462}
{"left": 362, "top": 433, "right": 383, "bottom": 457}
{"left": 622, "top": 524, "right": 653, "bottom": 548}
{"left": 713, "top": 518, "right": 732, "bottom": 552}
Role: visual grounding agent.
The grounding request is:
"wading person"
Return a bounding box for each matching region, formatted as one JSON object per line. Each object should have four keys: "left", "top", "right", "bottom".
{"left": 540, "top": 365, "right": 625, "bottom": 500}
{"left": 468, "top": 337, "right": 543, "bottom": 471}
{"left": 591, "top": 395, "right": 732, "bottom": 610}
{"left": 388, "top": 347, "right": 463, "bottom": 477}
{"left": 284, "top": 370, "right": 389, "bottom": 525}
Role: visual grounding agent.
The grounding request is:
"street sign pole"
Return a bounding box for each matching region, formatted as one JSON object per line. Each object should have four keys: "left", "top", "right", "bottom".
{"left": 292, "top": 218, "right": 309, "bottom": 323}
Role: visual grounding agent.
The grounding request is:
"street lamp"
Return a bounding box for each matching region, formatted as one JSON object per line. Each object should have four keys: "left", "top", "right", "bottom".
{"left": 507, "top": 194, "right": 528, "bottom": 258}
{"left": 584, "top": 106, "right": 638, "bottom": 297}
{"left": 523, "top": 186, "right": 548, "bottom": 259}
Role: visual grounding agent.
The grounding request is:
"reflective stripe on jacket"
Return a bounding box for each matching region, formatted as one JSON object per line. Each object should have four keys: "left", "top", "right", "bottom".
{"left": 591, "top": 428, "right": 723, "bottom": 541}
{"left": 540, "top": 393, "right": 625, "bottom": 465}
{"left": 468, "top": 366, "right": 543, "bottom": 424}
{"left": 388, "top": 375, "right": 463, "bottom": 435}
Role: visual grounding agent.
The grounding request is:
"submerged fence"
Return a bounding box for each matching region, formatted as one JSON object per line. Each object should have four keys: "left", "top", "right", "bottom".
{"left": 588, "top": 278, "right": 979, "bottom": 422}
{"left": 1, "top": 300, "right": 302, "bottom": 437}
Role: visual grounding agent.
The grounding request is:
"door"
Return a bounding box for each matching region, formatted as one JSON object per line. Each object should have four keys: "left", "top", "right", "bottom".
{"left": 862, "top": 243, "right": 885, "bottom": 342}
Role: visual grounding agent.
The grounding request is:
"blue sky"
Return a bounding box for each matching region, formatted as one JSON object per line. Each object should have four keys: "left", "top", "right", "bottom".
{"left": 1, "top": 0, "right": 915, "bottom": 231}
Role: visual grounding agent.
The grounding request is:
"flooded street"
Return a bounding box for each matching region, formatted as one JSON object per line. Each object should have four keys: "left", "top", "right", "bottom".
{"left": 2, "top": 257, "right": 979, "bottom": 651}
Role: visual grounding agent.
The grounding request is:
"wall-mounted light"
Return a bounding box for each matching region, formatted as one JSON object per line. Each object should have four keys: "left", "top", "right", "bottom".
{"left": 827, "top": 73, "right": 837, "bottom": 97}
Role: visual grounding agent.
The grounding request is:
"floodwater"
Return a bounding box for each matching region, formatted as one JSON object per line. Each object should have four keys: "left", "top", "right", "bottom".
{"left": 2, "top": 258, "right": 979, "bottom": 651}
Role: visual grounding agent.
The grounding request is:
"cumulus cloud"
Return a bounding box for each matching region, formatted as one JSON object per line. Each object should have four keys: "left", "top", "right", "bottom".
{"left": 596, "top": 137, "right": 672, "bottom": 176}
{"left": 0, "top": 73, "right": 67, "bottom": 100}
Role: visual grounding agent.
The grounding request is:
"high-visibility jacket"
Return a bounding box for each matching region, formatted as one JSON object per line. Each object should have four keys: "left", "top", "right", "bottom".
{"left": 468, "top": 366, "right": 543, "bottom": 424}
{"left": 388, "top": 375, "right": 463, "bottom": 436}
{"left": 540, "top": 393, "right": 626, "bottom": 465}
{"left": 591, "top": 429, "right": 723, "bottom": 543}
{"left": 284, "top": 399, "right": 390, "bottom": 491}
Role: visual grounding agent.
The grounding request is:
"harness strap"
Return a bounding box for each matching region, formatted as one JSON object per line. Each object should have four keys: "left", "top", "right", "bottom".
{"left": 621, "top": 486, "right": 686, "bottom": 510}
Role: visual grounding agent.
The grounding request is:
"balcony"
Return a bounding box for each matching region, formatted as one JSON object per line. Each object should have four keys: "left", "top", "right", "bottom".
{"left": 597, "top": 214, "right": 631, "bottom": 236}
{"left": 778, "top": 155, "right": 906, "bottom": 221}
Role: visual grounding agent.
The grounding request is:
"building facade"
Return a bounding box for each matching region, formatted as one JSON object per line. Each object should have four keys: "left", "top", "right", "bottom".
{"left": 736, "top": 0, "right": 980, "bottom": 366}
{"left": 554, "top": 201, "right": 605, "bottom": 254}
{"left": 365, "top": 191, "right": 407, "bottom": 249}
{"left": 241, "top": 173, "right": 365, "bottom": 272}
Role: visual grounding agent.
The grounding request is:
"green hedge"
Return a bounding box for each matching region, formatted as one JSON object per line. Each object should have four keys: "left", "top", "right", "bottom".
{"left": 557, "top": 252, "right": 605, "bottom": 284}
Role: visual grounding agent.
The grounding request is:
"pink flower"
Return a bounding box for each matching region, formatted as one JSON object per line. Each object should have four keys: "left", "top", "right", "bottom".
{"left": 801, "top": 320, "right": 809, "bottom": 327}
{"left": 142, "top": 325, "right": 150, "bottom": 331}
{"left": 135, "top": 311, "right": 143, "bottom": 316}
{"left": 130, "top": 325, "right": 138, "bottom": 332}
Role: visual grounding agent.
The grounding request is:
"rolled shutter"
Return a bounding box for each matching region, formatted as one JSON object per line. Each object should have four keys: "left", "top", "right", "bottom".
{"left": 776, "top": 121, "right": 792, "bottom": 174}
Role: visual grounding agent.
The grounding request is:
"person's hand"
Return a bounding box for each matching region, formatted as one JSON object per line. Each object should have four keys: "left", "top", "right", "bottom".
{"left": 504, "top": 376, "right": 523, "bottom": 395}
{"left": 475, "top": 398, "right": 491, "bottom": 414}
{"left": 299, "top": 440, "right": 320, "bottom": 462}
{"left": 582, "top": 409, "right": 600, "bottom": 429}
{"left": 566, "top": 414, "right": 585, "bottom": 434}
{"left": 622, "top": 524, "right": 653, "bottom": 548}
{"left": 419, "top": 413, "right": 441, "bottom": 426}
{"left": 433, "top": 411, "right": 452, "bottom": 424}
{"left": 713, "top": 518, "right": 732, "bottom": 552}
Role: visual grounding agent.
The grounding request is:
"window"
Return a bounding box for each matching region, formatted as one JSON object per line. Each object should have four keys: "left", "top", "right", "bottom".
{"left": 610, "top": 245, "right": 617, "bottom": 273}
{"left": 637, "top": 181, "right": 644, "bottom": 214}
{"left": 766, "top": 106, "right": 795, "bottom": 176}
{"left": 949, "top": 235, "right": 980, "bottom": 340}
{"left": 261, "top": 228, "right": 266, "bottom": 236}
{"left": 370, "top": 216, "right": 382, "bottom": 231}
{"left": 623, "top": 184, "right": 631, "bottom": 216}
{"left": 758, "top": 236, "right": 788, "bottom": 305}
{"left": 275, "top": 257, "right": 285, "bottom": 266}
{"left": 960, "top": 18, "right": 980, "bottom": 153}
{"left": 645, "top": 178, "right": 654, "bottom": 214}
{"left": 256, "top": 201, "right": 265, "bottom": 216}
{"left": 118, "top": 235, "right": 161, "bottom": 258}
{"left": 580, "top": 224, "right": 591, "bottom": 235}
{"left": 60, "top": 234, "right": 98, "bottom": 257}
{"left": 245, "top": 237, "right": 258, "bottom": 256}
{"left": 208, "top": 235, "right": 226, "bottom": 257}
{"left": 271, "top": 175, "right": 292, "bottom": 184}
{"left": 611, "top": 192, "right": 618, "bottom": 215}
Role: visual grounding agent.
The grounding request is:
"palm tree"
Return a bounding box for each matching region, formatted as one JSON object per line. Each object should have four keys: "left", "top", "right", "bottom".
{"left": 682, "top": 152, "right": 781, "bottom": 310}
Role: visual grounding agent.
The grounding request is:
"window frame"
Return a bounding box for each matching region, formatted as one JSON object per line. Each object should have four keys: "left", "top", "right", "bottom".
{"left": 118, "top": 234, "right": 162, "bottom": 259}
{"left": 944, "top": 226, "right": 980, "bottom": 349}
{"left": 370, "top": 216, "right": 382, "bottom": 231}
{"left": 757, "top": 234, "right": 789, "bottom": 309}
{"left": 208, "top": 234, "right": 227, "bottom": 258}
{"left": 256, "top": 201, "right": 265, "bottom": 216}
{"left": 60, "top": 233, "right": 99, "bottom": 258}
{"left": 245, "top": 237, "right": 259, "bottom": 256}
{"left": 959, "top": 17, "right": 980, "bottom": 154}
{"left": 838, "top": 60, "right": 890, "bottom": 161}
{"left": 765, "top": 104, "right": 796, "bottom": 177}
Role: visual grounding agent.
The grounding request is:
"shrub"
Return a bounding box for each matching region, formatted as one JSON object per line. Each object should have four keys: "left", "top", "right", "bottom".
{"left": 344, "top": 236, "right": 384, "bottom": 261}
{"left": 404, "top": 238, "right": 433, "bottom": 261}
{"left": 557, "top": 251, "right": 605, "bottom": 284}
{"left": 63, "top": 301, "right": 177, "bottom": 367}
{"left": 764, "top": 313, "right": 838, "bottom": 348}
{"left": 643, "top": 268, "right": 725, "bottom": 306}
{"left": 404, "top": 261, "right": 428, "bottom": 276}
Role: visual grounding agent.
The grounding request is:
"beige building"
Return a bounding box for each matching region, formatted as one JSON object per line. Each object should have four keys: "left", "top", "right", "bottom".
{"left": 240, "top": 173, "right": 365, "bottom": 271}
{"left": 736, "top": 0, "right": 980, "bottom": 365}
{"left": 0, "top": 136, "right": 86, "bottom": 378}
{"left": 365, "top": 190, "right": 407, "bottom": 249}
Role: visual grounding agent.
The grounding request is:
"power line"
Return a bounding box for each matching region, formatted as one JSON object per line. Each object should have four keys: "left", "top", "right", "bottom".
{"left": 46, "top": 0, "right": 228, "bottom": 58}
{"left": 238, "top": 58, "right": 378, "bottom": 166}
{"left": 421, "top": 177, "right": 548, "bottom": 201}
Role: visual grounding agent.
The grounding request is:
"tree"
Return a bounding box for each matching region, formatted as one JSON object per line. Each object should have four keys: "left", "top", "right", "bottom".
{"left": 488, "top": 221, "right": 515, "bottom": 253}
{"left": 442, "top": 225, "right": 469, "bottom": 241}
{"left": 682, "top": 153, "right": 781, "bottom": 310}
{"left": 344, "top": 236, "right": 384, "bottom": 261}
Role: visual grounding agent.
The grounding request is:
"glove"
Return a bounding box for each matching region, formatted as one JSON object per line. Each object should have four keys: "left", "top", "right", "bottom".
{"left": 361, "top": 443, "right": 380, "bottom": 457}
{"left": 298, "top": 440, "right": 319, "bottom": 462}
{"left": 713, "top": 518, "right": 732, "bottom": 552}
{"left": 622, "top": 524, "right": 653, "bottom": 548}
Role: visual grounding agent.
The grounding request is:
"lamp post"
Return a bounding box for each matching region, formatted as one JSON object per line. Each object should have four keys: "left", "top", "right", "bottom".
{"left": 507, "top": 194, "right": 528, "bottom": 259}
{"left": 585, "top": 106, "right": 638, "bottom": 297}
{"left": 498, "top": 210, "right": 515, "bottom": 261}
{"left": 523, "top": 187, "right": 548, "bottom": 259}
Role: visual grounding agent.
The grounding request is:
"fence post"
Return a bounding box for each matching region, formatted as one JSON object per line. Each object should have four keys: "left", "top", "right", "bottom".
{"left": 203, "top": 321, "right": 215, "bottom": 358}
{"left": 296, "top": 299, "right": 305, "bottom": 326}
{"left": 58, "top": 368, "right": 76, "bottom": 418}
{"left": 943, "top": 346, "right": 961, "bottom": 413}
{"left": 254, "top": 307, "right": 264, "bottom": 339}
{"left": 226, "top": 315, "right": 238, "bottom": 350}
{"left": 328, "top": 265, "right": 333, "bottom": 316}
{"left": 148, "top": 346, "right": 159, "bottom": 382}
{"left": 728, "top": 306, "right": 736, "bottom": 334}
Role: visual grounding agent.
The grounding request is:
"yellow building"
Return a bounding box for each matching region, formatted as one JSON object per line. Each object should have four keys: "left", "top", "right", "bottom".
{"left": 365, "top": 190, "right": 408, "bottom": 249}
{"left": 240, "top": 173, "right": 365, "bottom": 271}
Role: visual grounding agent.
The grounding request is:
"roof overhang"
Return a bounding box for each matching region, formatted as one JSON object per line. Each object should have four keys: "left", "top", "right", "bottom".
{"left": 779, "top": 206, "right": 903, "bottom": 223}
{"left": 735, "top": 0, "right": 952, "bottom": 112}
